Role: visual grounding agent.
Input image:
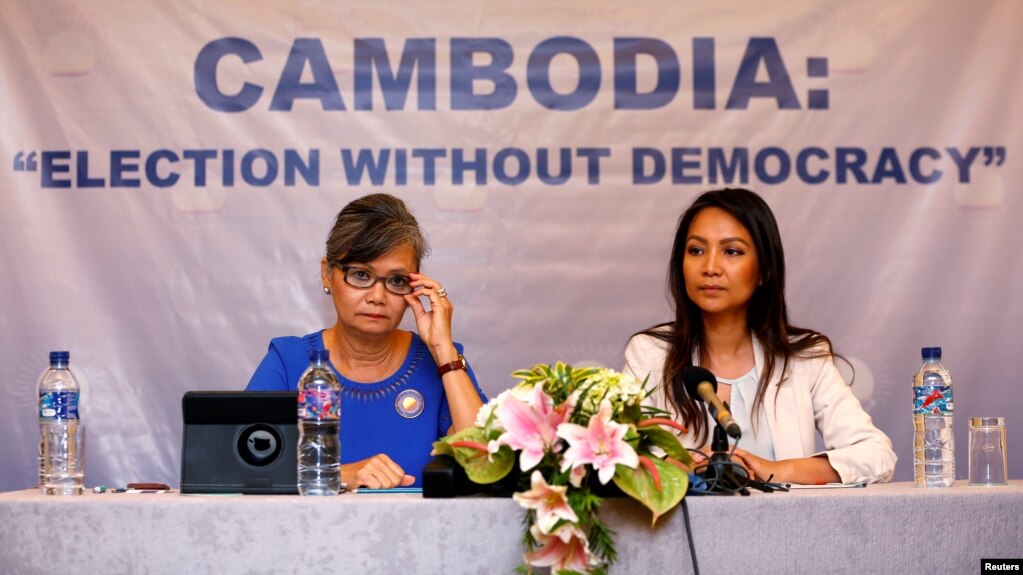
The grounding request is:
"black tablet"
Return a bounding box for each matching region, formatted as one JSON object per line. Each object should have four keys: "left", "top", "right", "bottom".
{"left": 180, "top": 391, "right": 299, "bottom": 494}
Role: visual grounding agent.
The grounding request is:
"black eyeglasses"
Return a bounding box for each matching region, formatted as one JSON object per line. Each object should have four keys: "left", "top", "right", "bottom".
{"left": 339, "top": 265, "right": 414, "bottom": 295}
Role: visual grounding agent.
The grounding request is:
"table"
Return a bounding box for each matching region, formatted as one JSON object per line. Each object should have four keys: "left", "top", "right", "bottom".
{"left": 2, "top": 482, "right": 1021, "bottom": 574}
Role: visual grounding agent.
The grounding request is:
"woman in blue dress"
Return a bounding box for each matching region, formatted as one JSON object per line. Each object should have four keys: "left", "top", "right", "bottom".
{"left": 247, "top": 193, "right": 486, "bottom": 489}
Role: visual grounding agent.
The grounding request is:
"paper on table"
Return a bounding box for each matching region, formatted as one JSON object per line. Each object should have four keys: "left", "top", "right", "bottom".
{"left": 784, "top": 482, "right": 867, "bottom": 489}
{"left": 353, "top": 487, "right": 423, "bottom": 494}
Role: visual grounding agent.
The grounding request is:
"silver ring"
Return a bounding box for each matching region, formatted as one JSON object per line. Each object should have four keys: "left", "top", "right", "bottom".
{"left": 436, "top": 287, "right": 448, "bottom": 298}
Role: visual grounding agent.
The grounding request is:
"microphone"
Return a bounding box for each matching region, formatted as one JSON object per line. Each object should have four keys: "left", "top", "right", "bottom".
{"left": 682, "top": 366, "right": 742, "bottom": 439}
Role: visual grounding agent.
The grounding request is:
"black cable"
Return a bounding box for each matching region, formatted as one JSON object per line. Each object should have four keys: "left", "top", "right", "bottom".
{"left": 695, "top": 458, "right": 750, "bottom": 494}
{"left": 689, "top": 440, "right": 752, "bottom": 495}
{"left": 681, "top": 498, "right": 700, "bottom": 575}
{"left": 727, "top": 440, "right": 738, "bottom": 461}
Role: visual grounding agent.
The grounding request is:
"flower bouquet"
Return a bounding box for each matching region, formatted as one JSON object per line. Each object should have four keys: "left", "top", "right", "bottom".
{"left": 432, "top": 362, "right": 693, "bottom": 574}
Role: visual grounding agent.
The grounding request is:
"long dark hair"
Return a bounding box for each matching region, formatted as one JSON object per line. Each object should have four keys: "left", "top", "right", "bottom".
{"left": 639, "top": 188, "right": 834, "bottom": 445}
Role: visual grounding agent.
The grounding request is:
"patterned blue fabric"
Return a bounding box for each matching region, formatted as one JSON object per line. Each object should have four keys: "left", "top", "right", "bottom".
{"left": 246, "top": 331, "right": 486, "bottom": 486}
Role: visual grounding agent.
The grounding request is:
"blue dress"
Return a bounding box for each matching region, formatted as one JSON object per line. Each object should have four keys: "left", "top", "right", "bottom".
{"left": 246, "top": 331, "right": 486, "bottom": 487}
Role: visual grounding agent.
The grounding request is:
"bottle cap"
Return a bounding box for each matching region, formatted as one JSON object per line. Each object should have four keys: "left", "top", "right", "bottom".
{"left": 969, "top": 417, "right": 1004, "bottom": 428}
{"left": 921, "top": 347, "right": 942, "bottom": 360}
{"left": 49, "top": 351, "right": 70, "bottom": 366}
{"left": 309, "top": 349, "right": 330, "bottom": 363}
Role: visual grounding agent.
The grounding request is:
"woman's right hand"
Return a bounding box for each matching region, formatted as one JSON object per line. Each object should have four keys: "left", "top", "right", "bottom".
{"left": 341, "top": 454, "right": 415, "bottom": 489}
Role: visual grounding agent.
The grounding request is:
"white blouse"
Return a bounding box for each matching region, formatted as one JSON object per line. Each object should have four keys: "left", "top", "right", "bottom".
{"left": 716, "top": 368, "right": 776, "bottom": 461}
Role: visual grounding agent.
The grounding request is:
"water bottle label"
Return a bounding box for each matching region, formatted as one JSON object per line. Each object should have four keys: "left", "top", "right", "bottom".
{"left": 914, "top": 385, "right": 953, "bottom": 414}
{"left": 38, "top": 391, "right": 80, "bottom": 420}
{"left": 298, "top": 389, "right": 340, "bottom": 421}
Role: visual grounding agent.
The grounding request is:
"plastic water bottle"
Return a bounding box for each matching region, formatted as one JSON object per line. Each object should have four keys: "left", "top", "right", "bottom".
{"left": 913, "top": 347, "right": 955, "bottom": 487}
{"left": 39, "top": 351, "right": 84, "bottom": 495}
{"left": 297, "top": 349, "right": 342, "bottom": 496}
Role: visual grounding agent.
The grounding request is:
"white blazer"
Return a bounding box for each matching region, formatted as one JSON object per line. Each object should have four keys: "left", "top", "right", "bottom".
{"left": 623, "top": 332, "right": 896, "bottom": 484}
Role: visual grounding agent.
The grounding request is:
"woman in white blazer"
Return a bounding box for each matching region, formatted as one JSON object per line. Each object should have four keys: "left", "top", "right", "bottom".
{"left": 623, "top": 188, "right": 895, "bottom": 485}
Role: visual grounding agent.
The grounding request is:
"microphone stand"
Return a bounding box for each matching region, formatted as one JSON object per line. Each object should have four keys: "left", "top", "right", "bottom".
{"left": 702, "top": 404, "right": 787, "bottom": 495}
{"left": 699, "top": 403, "right": 750, "bottom": 495}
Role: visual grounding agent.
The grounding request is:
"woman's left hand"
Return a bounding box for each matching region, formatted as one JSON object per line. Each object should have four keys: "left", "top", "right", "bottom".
{"left": 730, "top": 447, "right": 781, "bottom": 482}
{"left": 730, "top": 449, "right": 841, "bottom": 485}
{"left": 691, "top": 447, "right": 779, "bottom": 482}
{"left": 404, "top": 272, "right": 459, "bottom": 363}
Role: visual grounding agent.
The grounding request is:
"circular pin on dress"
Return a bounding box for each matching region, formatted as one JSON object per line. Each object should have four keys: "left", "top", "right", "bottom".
{"left": 394, "top": 389, "right": 425, "bottom": 418}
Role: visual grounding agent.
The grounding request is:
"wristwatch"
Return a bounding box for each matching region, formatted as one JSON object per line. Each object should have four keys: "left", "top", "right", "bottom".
{"left": 436, "top": 354, "right": 468, "bottom": 377}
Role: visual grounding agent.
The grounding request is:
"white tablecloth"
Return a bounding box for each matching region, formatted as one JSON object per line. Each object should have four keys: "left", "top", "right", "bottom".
{"left": 2, "top": 481, "right": 1021, "bottom": 574}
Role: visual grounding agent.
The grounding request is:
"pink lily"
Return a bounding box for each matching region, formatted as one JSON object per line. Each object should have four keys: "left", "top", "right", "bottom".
{"left": 524, "top": 523, "right": 596, "bottom": 573}
{"left": 512, "top": 471, "right": 579, "bottom": 534}
{"left": 568, "top": 464, "right": 587, "bottom": 488}
{"left": 489, "top": 385, "right": 566, "bottom": 471}
{"left": 557, "top": 400, "right": 639, "bottom": 484}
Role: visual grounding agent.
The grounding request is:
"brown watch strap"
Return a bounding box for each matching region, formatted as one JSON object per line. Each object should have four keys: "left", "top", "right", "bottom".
{"left": 436, "top": 354, "right": 467, "bottom": 377}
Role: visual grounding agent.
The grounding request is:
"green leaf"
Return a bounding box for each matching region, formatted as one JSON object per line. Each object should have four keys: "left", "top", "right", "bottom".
{"left": 639, "top": 426, "right": 692, "bottom": 464}
{"left": 430, "top": 440, "right": 454, "bottom": 457}
{"left": 572, "top": 366, "right": 599, "bottom": 385}
{"left": 568, "top": 380, "right": 599, "bottom": 423}
{"left": 620, "top": 403, "right": 643, "bottom": 424}
{"left": 512, "top": 368, "right": 540, "bottom": 380}
{"left": 445, "top": 427, "right": 515, "bottom": 484}
{"left": 612, "top": 458, "right": 688, "bottom": 525}
{"left": 587, "top": 516, "right": 618, "bottom": 566}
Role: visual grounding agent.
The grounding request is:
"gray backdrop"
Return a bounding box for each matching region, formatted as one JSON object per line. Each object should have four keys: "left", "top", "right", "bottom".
{"left": 1, "top": 0, "right": 1020, "bottom": 490}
